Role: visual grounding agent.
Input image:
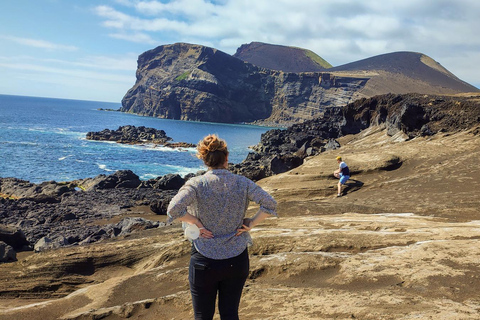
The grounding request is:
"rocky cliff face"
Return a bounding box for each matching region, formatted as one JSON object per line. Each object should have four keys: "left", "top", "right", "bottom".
{"left": 121, "top": 43, "right": 368, "bottom": 125}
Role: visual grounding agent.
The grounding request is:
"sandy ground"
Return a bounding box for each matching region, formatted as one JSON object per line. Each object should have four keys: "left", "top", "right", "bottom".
{"left": 1, "top": 125, "right": 479, "bottom": 320}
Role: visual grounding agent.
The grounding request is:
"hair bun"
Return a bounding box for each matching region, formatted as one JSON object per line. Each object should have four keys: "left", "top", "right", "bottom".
{"left": 196, "top": 134, "right": 229, "bottom": 167}
{"left": 206, "top": 138, "right": 220, "bottom": 152}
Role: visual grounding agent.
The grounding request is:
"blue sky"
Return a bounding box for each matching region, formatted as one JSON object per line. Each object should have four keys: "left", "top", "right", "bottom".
{"left": 1, "top": 0, "right": 479, "bottom": 102}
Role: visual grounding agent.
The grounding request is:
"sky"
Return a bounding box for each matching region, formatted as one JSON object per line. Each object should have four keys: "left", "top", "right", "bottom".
{"left": 1, "top": 0, "right": 479, "bottom": 103}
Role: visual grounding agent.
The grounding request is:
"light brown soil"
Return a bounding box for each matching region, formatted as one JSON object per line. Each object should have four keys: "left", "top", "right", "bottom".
{"left": 1, "top": 126, "right": 480, "bottom": 320}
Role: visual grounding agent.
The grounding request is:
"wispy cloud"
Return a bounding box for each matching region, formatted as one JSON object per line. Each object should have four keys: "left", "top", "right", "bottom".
{"left": 0, "top": 62, "right": 133, "bottom": 83}
{"left": 0, "top": 35, "right": 78, "bottom": 51}
{"left": 94, "top": 5, "right": 189, "bottom": 33}
{"left": 108, "top": 32, "right": 158, "bottom": 45}
{"left": 0, "top": 54, "right": 138, "bottom": 72}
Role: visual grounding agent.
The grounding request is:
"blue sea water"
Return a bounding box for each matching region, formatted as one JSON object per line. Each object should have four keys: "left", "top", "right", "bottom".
{"left": 0, "top": 94, "right": 273, "bottom": 183}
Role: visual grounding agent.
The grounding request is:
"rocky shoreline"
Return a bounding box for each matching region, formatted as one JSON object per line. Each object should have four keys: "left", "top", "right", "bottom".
{"left": 2, "top": 92, "right": 480, "bottom": 263}
{"left": 0, "top": 170, "right": 192, "bottom": 261}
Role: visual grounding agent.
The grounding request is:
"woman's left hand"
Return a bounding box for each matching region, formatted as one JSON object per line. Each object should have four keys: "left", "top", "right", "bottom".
{"left": 235, "top": 218, "right": 252, "bottom": 236}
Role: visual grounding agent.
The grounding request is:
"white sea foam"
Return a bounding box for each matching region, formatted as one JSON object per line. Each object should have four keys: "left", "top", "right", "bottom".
{"left": 139, "top": 165, "right": 202, "bottom": 180}
{"left": 163, "top": 164, "right": 203, "bottom": 175}
{"left": 141, "top": 173, "right": 160, "bottom": 180}
{"left": 84, "top": 139, "right": 197, "bottom": 153}
{"left": 97, "top": 164, "right": 114, "bottom": 172}
{"left": 144, "top": 145, "right": 197, "bottom": 153}
{"left": 58, "top": 155, "right": 73, "bottom": 161}
{"left": 2, "top": 141, "right": 39, "bottom": 146}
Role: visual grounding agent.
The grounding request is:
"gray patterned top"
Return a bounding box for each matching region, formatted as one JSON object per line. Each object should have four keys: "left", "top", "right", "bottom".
{"left": 167, "top": 169, "right": 277, "bottom": 259}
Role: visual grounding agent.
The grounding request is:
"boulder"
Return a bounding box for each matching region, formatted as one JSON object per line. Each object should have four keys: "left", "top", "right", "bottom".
{"left": 34, "top": 236, "right": 69, "bottom": 252}
{"left": 152, "top": 174, "right": 185, "bottom": 190}
{"left": 0, "top": 178, "right": 74, "bottom": 202}
{"left": 0, "top": 225, "right": 30, "bottom": 250}
{"left": 80, "top": 170, "right": 142, "bottom": 191}
{"left": 0, "top": 241, "right": 16, "bottom": 263}
{"left": 114, "top": 217, "right": 161, "bottom": 237}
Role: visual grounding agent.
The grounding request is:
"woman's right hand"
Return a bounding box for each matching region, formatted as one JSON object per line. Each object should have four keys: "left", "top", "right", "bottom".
{"left": 199, "top": 227, "right": 214, "bottom": 239}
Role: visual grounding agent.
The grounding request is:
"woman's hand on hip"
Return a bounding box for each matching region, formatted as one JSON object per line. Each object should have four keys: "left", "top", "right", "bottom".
{"left": 199, "top": 227, "right": 214, "bottom": 239}
{"left": 236, "top": 218, "right": 252, "bottom": 236}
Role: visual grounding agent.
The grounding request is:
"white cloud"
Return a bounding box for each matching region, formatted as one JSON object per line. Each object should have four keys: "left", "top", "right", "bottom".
{"left": 0, "top": 54, "right": 138, "bottom": 72}
{"left": 135, "top": 0, "right": 216, "bottom": 18}
{"left": 0, "top": 35, "right": 78, "bottom": 51}
{"left": 91, "top": 1, "right": 480, "bottom": 88}
{"left": 108, "top": 32, "right": 158, "bottom": 45}
{"left": 0, "top": 61, "right": 133, "bottom": 83}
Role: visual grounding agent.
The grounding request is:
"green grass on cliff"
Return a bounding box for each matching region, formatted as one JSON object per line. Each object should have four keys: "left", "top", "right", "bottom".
{"left": 303, "top": 49, "right": 333, "bottom": 69}
{"left": 175, "top": 71, "right": 191, "bottom": 81}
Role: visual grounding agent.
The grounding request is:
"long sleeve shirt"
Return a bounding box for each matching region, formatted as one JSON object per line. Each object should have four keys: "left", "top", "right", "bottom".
{"left": 167, "top": 169, "right": 277, "bottom": 259}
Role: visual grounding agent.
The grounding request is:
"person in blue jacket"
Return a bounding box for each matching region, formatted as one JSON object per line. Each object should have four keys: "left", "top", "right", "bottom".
{"left": 333, "top": 156, "right": 350, "bottom": 197}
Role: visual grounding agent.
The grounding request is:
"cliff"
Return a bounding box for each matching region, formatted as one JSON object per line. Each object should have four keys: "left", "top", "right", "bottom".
{"left": 121, "top": 43, "right": 369, "bottom": 125}
{"left": 121, "top": 42, "right": 479, "bottom": 125}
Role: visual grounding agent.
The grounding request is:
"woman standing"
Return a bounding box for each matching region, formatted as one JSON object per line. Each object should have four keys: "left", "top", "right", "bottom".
{"left": 167, "top": 134, "right": 277, "bottom": 320}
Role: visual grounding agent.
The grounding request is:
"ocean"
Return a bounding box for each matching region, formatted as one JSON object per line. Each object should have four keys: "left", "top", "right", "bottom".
{"left": 0, "top": 94, "right": 273, "bottom": 184}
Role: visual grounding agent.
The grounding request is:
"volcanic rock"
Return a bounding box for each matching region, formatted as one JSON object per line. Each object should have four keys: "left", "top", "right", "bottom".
{"left": 0, "top": 241, "right": 16, "bottom": 263}
{"left": 86, "top": 125, "right": 172, "bottom": 145}
{"left": 0, "top": 225, "right": 29, "bottom": 251}
{"left": 0, "top": 171, "right": 182, "bottom": 251}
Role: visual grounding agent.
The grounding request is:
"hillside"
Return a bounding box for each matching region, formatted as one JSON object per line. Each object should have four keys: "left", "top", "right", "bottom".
{"left": 121, "top": 42, "right": 479, "bottom": 126}
{"left": 233, "top": 42, "right": 333, "bottom": 72}
{"left": 1, "top": 94, "right": 480, "bottom": 319}
{"left": 330, "top": 51, "right": 479, "bottom": 96}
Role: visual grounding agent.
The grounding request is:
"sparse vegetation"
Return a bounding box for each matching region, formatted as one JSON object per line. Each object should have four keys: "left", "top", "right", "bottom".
{"left": 0, "top": 192, "right": 19, "bottom": 200}
{"left": 175, "top": 71, "right": 191, "bottom": 81}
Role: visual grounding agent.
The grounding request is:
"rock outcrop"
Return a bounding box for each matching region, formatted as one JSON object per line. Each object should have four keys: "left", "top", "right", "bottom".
{"left": 232, "top": 93, "right": 480, "bottom": 180}
{"left": 0, "top": 241, "right": 16, "bottom": 263}
{"left": 121, "top": 42, "right": 479, "bottom": 126}
{"left": 86, "top": 125, "right": 171, "bottom": 144}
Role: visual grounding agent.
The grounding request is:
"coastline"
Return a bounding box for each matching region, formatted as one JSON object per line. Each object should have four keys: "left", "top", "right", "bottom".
{"left": 1, "top": 122, "right": 480, "bottom": 319}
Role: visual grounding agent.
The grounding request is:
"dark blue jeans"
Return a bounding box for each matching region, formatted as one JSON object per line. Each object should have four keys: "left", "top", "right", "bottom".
{"left": 189, "top": 247, "right": 249, "bottom": 320}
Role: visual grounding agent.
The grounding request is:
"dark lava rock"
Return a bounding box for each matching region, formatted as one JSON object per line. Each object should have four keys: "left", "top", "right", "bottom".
{"left": 0, "top": 225, "right": 29, "bottom": 251}
{"left": 0, "top": 171, "right": 183, "bottom": 253}
{"left": 86, "top": 125, "right": 172, "bottom": 144}
{"left": 0, "top": 241, "right": 16, "bottom": 263}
